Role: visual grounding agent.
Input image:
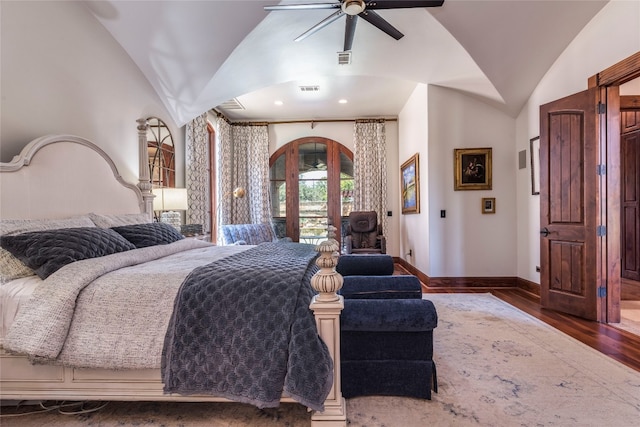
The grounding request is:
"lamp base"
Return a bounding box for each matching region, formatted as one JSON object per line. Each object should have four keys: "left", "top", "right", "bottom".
{"left": 160, "top": 211, "right": 181, "bottom": 230}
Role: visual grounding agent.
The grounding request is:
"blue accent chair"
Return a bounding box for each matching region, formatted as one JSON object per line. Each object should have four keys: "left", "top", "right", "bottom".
{"left": 220, "top": 223, "right": 282, "bottom": 245}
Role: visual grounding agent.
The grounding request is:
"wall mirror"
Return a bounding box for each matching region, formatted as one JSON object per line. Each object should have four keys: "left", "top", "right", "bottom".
{"left": 147, "top": 117, "right": 175, "bottom": 188}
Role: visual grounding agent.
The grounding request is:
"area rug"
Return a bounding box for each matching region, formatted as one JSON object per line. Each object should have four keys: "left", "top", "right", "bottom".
{"left": 614, "top": 300, "right": 640, "bottom": 336}
{"left": 2, "top": 293, "right": 639, "bottom": 426}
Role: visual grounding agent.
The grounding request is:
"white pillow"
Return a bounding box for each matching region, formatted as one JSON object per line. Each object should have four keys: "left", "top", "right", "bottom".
{"left": 0, "top": 216, "right": 95, "bottom": 283}
{"left": 88, "top": 212, "right": 151, "bottom": 228}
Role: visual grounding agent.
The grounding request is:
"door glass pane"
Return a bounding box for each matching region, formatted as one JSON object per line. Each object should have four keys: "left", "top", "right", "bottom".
{"left": 340, "top": 151, "right": 354, "bottom": 217}
{"left": 271, "top": 155, "right": 286, "bottom": 180}
{"left": 269, "top": 153, "right": 287, "bottom": 219}
{"left": 299, "top": 143, "right": 327, "bottom": 244}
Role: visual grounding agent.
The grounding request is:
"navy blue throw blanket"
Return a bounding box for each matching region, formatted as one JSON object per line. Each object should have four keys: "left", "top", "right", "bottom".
{"left": 161, "top": 242, "right": 333, "bottom": 411}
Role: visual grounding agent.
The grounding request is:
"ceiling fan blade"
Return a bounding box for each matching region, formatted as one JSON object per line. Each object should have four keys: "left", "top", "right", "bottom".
{"left": 295, "top": 9, "right": 344, "bottom": 42}
{"left": 365, "top": 0, "right": 444, "bottom": 9}
{"left": 359, "top": 9, "right": 403, "bottom": 40}
{"left": 344, "top": 15, "right": 357, "bottom": 51}
{"left": 265, "top": 2, "right": 341, "bottom": 11}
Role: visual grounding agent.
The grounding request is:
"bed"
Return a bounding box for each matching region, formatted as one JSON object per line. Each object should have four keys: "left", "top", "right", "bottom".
{"left": 0, "top": 127, "right": 347, "bottom": 426}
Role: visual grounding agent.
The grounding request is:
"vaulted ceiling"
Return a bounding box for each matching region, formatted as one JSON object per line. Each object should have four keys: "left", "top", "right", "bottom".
{"left": 86, "top": 0, "right": 608, "bottom": 126}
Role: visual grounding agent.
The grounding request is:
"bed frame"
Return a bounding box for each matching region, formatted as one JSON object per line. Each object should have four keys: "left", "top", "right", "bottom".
{"left": 0, "top": 123, "right": 347, "bottom": 426}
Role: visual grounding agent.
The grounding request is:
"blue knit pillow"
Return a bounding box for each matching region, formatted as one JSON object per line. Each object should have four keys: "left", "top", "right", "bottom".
{"left": 111, "top": 222, "right": 184, "bottom": 248}
{"left": 0, "top": 227, "right": 136, "bottom": 279}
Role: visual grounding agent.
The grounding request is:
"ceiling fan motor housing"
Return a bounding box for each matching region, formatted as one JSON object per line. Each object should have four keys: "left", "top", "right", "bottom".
{"left": 342, "top": 0, "right": 366, "bottom": 15}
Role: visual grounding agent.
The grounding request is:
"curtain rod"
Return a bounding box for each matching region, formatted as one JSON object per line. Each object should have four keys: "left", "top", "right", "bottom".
{"left": 265, "top": 118, "right": 397, "bottom": 125}
{"left": 210, "top": 110, "right": 396, "bottom": 126}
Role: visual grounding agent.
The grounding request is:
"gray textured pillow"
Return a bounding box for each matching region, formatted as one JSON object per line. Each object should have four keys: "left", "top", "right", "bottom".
{"left": 88, "top": 212, "right": 151, "bottom": 228}
{"left": 1, "top": 227, "right": 136, "bottom": 280}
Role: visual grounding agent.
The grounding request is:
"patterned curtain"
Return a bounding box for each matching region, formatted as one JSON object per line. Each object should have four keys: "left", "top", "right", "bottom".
{"left": 215, "top": 117, "right": 234, "bottom": 232}
{"left": 185, "top": 113, "right": 210, "bottom": 232}
{"left": 231, "top": 125, "right": 271, "bottom": 225}
{"left": 353, "top": 119, "right": 388, "bottom": 236}
{"left": 215, "top": 119, "right": 271, "bottom": 237}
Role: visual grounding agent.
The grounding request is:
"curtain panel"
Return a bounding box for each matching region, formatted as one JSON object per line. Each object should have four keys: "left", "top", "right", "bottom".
{"left": 230, "top": 125, "right": 271, "bottom": 225}
{"left": 214, "top": 119, "right": 271, "bottom": 239}
{"left": 215, "top": 117, "right": 234, "bottom": 230}
{"left": 185, "top": 113, "right": 210, "bottom": 232}
{"left": 353, "top": 120, "right": 388, "bottom": 236}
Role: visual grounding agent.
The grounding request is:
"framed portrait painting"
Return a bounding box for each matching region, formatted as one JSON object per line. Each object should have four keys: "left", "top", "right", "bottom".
{"left": 454, "top": 147, "right": 492, "bottom": 190}
{"left": 401, "top": 153, "right": 420, "bottom": 214}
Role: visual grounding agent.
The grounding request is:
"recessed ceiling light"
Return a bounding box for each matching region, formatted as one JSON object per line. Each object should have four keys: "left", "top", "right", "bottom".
{"left": 274, "top": 100, "right": 283, "bottom": 106}
{"left": 338, "top": 99, "right": 348, "bottom": 104}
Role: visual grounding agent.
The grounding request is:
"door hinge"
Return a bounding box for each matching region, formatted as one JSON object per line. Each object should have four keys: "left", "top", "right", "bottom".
{"left": 598, "top": 286, "right": 607, "bottom": 298}
{"left": 597, "top": 225, "right": 606, "bottom": 236}
{"left": 596, "top": 164, "right": 606, "bottom": 175}
{"left": 597, "top": 102, "right": 606, "bottom": 114}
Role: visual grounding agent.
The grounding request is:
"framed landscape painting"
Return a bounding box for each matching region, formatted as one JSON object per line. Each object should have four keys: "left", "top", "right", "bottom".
{"left": 454, "top": 147, "right": 492, "bottom": 190}
{"left": 401, "top": 153, "right": 420, "bottom": 214}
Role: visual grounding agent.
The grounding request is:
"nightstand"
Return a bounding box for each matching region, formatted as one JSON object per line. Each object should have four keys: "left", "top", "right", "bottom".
{"left": 184, "top": 233, "right": 211, "bottom": 242}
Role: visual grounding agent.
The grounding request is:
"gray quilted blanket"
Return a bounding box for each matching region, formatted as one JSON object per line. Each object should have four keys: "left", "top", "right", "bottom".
{"left": 161, "top": 242, "right": 332, "bottom": 411}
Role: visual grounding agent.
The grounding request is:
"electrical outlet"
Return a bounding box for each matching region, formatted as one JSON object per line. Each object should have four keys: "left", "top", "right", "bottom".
{"left": 440, "top": 210, "right": 446, "bottom": 218}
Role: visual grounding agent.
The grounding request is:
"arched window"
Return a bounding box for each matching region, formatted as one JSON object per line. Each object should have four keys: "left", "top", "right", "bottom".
{"left": 270, "top": 137, "right": 353, "bottom": 245}
{"left": 147, "top": 117, "right": 175, "bottom": 188}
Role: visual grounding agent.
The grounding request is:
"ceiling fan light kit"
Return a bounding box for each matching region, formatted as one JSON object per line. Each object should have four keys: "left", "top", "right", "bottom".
{"left": 265, "top": 0, "right": 445, "bottom": 51}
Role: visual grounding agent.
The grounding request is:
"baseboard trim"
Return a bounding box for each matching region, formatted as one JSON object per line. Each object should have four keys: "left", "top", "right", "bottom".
{"left": 428, "top": 277, "right": 517, "bottom": 288}
{"left": 394, "top": 257, "right": 540, "bottom": 293}
{"left": 516, "top": 277, "right": 540, "bottom": 296}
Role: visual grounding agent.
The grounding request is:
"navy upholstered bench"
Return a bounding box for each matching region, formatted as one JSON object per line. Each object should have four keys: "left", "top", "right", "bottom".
{"left": 336, "top": 254, "right": 394, "bottom": 276}
{"left": 339, "top": 274, "right": 438, "bottom": 400}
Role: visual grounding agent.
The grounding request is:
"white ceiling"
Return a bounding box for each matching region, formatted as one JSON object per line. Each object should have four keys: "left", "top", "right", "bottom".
{"left": 85, "top": 0, "right": 609, "bottom": 126}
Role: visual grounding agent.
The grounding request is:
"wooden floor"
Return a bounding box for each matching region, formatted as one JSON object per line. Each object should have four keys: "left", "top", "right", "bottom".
{"left": 422, "top": 286, "right": 640, "bottom": 373}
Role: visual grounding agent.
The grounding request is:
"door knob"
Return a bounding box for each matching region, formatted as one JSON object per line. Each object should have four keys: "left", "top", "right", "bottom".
{"left": 540, "top": 227, "right": 551, "bottom": 237}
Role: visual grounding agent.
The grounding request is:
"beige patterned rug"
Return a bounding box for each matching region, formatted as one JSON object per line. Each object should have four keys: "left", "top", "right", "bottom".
{"left": 2, "top": 293, "right": 639, "bottom": 426}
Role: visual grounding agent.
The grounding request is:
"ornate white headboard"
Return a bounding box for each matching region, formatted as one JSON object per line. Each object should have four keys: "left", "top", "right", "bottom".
{"left": 0, "top": 133, "right": 151, "bottom": 220}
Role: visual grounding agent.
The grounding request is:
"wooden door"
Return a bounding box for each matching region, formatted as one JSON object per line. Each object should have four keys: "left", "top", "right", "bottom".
{"left": 620, "top": 98, "right": 640, "bottom": 282}
{"left": 540, "top": 87, "right": 602, "bottom": 321}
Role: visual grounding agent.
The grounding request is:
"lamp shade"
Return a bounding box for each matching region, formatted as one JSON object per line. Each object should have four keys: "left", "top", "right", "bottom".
{"left": 162, "top": 188, "right": 188, "bottom": 211}
{"left": 152, "top": 188, "right": 164, "bottom": 211}
{"left": 152, "top": 188, "right": 188, "bottom": 211}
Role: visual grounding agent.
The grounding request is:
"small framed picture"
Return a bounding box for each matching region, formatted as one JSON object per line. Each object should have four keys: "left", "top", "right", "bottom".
{"left": 482, "top": 197, "right": 496, "bottom": 214}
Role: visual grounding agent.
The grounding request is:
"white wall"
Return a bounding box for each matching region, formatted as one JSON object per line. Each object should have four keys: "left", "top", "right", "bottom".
{"left": 516, "top": 0, "right": 640, "bottom": 284}
{"left": 398, "top": 84, "right": 429, "bottom": 271}
{"left": 399, "top": 83, "right": 517, "bottom": 278}
{"left": 0, "top": 1, "right": 183, "bottom": 186}
{"left": 267, "top": 121, "right": 400, "bottom": 256}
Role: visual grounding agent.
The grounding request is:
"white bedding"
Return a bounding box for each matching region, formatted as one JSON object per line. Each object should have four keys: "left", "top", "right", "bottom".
{"left": 0, "top": 275, "right": 41, "bottom": 343}
{"left": 3, "top": 240, "right": 252, "bottom": 368}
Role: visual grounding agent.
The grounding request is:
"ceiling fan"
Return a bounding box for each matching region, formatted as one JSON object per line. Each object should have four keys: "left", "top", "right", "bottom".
{"left": 264, "top": 1, "right": 445, "bottom": 51}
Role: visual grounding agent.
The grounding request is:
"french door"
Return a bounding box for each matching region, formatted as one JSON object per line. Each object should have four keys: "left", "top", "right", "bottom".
{"left": 269, "top": 137, "right": 353, "bottom": 244}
